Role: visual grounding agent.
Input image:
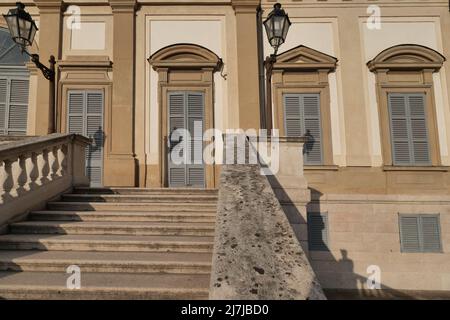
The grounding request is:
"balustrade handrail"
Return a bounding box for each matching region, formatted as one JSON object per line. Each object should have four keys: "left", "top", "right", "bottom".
{"left": 209, "top": 134, "right": 325, "bottom": 300}
{"left": 0, "top": 133, "right": 91, "bottom": 161}
{"left": 0, "top": 133, "right": 91, "bottom": 228}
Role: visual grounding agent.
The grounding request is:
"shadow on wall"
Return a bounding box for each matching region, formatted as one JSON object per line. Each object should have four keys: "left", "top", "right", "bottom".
{"left": 267, "top": 177, "right": 437, "bottom": 299}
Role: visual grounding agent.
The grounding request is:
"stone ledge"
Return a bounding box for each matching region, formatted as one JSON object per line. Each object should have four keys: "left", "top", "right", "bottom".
{"left": 209, "top": 163, "right": 325, "bottom": 300}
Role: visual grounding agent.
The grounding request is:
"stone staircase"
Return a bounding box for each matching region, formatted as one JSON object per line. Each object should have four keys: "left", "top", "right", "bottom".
{"left": 0, "top": 187, "right": 218, "bottom": 299}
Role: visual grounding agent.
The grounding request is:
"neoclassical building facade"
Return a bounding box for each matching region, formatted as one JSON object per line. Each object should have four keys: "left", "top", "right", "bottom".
{"left": 2, "top": 0, "right": 450, "bottom": 296}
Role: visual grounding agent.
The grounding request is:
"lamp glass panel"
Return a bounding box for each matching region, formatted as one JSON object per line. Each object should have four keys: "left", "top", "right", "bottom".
{"left": 264, "top": 18, "right": 274, "bottom": 40}
{"left": 5, "top": 15, "right": 19, "bottom": 38}
{"left": 28, "top": 24, "right": 37, "bottom": 44}
{"left": 273, "top": 16, "right": 284, "bottom": 38}
{"left": 282, "top": 20, "right": 290, "bottom": 40}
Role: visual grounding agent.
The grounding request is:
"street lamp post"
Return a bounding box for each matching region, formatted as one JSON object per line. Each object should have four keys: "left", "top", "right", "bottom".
{"left": 3, "top": 2, "right": 56, "bottom": 134}
{"left": 263, "top": 3, "right": 291, "bottom": 133}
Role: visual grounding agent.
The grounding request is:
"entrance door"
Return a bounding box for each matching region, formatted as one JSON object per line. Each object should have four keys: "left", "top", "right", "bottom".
{"left": 167, "top": 91, "right": 205, "bottom": 188}
{"left": 67, "top": 90, "right": 104, "bottom": 187}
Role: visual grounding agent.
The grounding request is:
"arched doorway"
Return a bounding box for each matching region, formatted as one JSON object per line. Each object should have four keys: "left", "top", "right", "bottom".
{"left": 148, "top": 43, "right": 222, "bottom": 188}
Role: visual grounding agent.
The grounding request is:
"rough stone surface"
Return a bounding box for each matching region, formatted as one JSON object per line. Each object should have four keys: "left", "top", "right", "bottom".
{"left": 209, "top": 163, "right": 326, "bottom": 300}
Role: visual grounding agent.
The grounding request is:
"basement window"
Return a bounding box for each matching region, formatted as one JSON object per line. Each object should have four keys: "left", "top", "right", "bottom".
{"left": 399, "top": 214, "right": 442, "bottom": 253}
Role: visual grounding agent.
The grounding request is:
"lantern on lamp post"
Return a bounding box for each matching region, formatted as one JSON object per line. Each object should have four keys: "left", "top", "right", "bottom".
{"left": 263, "top": 3, "right": 291, "bottom": 132}
{"left": 3, "top": 2, "right": 56, "bottom": 133}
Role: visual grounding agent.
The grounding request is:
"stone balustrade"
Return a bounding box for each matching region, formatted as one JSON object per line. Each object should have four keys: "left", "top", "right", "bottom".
{"left": 0, "top": 133, "right": 90, "bottom": 228}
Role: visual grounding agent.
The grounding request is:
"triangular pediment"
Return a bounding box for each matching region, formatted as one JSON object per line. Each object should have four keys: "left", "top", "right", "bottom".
{"left": 273, "top": 45, "right": 338, "bottom": 71}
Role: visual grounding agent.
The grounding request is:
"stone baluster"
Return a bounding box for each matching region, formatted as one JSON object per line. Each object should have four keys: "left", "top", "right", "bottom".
{"left": 16, "top": 155, "right": 28, "bottom": 195}
{"left": 59, "top": 144, "right": 68, "bottom": 176}
{"left": 50, "top": 146, "right": 60, "bottom": 180}
{"left": 0, "top": 159, "right": 15, "bottom": 201}
{"left": 26, "top": 152, "right": 39, "bottom": 191}
{"left": 39, "top": 149, "right": 50, "bottom": 185}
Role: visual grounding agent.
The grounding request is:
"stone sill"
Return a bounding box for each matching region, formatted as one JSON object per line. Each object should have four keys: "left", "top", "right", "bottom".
{"left": 383, "top": 166, "right": 450, "bottom": 172}
{"left": 304, "top": 165, "right": 339, "bottom": 171}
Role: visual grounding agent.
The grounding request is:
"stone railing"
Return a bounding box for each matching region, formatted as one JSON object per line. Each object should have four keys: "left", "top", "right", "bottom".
{"left": 209, "top": 134, "right": 325, "bottom": 300}
{"left": 0, "top": 133, "right": 90, "bottom": 228}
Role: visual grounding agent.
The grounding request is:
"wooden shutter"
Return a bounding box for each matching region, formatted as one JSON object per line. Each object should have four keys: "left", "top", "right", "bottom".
{"left": 284, "top": 94, "right": 302, "bottom": 136}
{"left": 0, "top": 78, "right": 7, "bottom": 134}
{"left": 67, "top": 90, "right": 104, "bottom": 187}
{"left": 303, "top": 94, "right": 322, "bottom": 164}
{"left": 307, "top": 212, "right": 329, "bottom": 251}
{"left": 187, "top": 92, "right": 205, "bottom": 187}
{"left": 399, "top": 214, "right": 441, "bottom": 252}
{"left": 389, "top": 93, "right": 430, "bottom": 165}
{"left": 168, "top": 92, "right": 187, "bottom": 187}
{"left": 399, "top": 216, "right": 421, "bottom": 252}
{"left": 421, "top": 215, "right": 441, "bottom": 252}
{"left": 0, "top": 76, "right": 29, "bottom": 135}
{"left": 7, "top": 79, "right": 29, "bottom": 135}
{"left": 67, "top": 92, "right": 84, "bottom": 135}
{"left": 86, "top": 92, "right": 104, "bottom": 187}
{"left": 283, "top": 93, "right": 322, "bottom": 165}
{"left": 408, "top": 95, "right": 430, "bottom": 164}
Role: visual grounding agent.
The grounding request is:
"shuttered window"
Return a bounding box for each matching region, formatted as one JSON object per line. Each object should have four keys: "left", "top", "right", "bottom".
{"left": 399, "top": 214, "right": 442, "bottom": 253}
{"left": 283, "top": 93, "right": 322, "bottom": 165}
{"left": 168, "top": 91, "right": 205, "bottom": 188}
{"left": 388, "top": 93, "right": 431, "bottom": 165}
{"left": 308, "top": 212, "right": 329, "bottom": 251}
{"left": 67, "top": 90, "right": 104, "bottom": 187}
{"left": 0, "top": 76, "right": 29, "bottom": 135}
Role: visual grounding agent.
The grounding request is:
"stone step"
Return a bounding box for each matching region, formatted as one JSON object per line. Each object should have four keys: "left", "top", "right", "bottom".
{"left": 0, "top": 234, "right": 214, "bottom": 253}
{"left": 10, "top": 221, "right": 216, "bottom": 237}
{"left": 47, "top": 201, "right": 217, "bottom": 212}
{"left": 0, "top": 271, "right": 209, "bottom": 299}
{"left": 73, "top": 187, "right": 218, "bottom": 196}
{"left": 0, "top": 250, "right": 212, "bottom": 274}
{"left": 61, "top": 194, "right": 218, "bottom": 203}
{"left": 29, "top": 210, "right": 216, "bottom": 223}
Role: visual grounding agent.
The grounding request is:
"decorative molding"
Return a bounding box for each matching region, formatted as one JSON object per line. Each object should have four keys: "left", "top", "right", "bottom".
{"left": 273, "top": 45, "right": 338, "bottom": 72}
{"left": 231, "top": 0, "right": 260, "bottom": 13}
{"left": 108, "top": 0, "right": 137, "bottom": 13}
{"left": 58, "top": 55, "right": 113, "bottom": 70}
{"left": 34, "top": 0, "right": 64, "bottom": 13}
{"left": 148, "top": 43, "right": 222, "bottom": 71}
{"left": 367, "top": 44, "right": 445, "bottom": 72}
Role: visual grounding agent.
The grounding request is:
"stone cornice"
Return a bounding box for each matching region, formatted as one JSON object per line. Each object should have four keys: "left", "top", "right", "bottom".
{"left": 58, "top": 55, "right": 113, "bottom": 70}
{"left": 34, "top": 0, "right": 63, "bottom": 13}
{"left": 231, "top": 0, "right": 260, "bottom": 13}
{"left": 109, "top": 0, "right": 137, "bottom": 13}
{"left": 273, "top": 45, "right": 338, "bottom": 72}
{"left": 148, "top": 43, "right": 222, "bottom": 71}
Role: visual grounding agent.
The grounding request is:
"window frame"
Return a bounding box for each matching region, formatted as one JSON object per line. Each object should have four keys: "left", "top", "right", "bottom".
{"left": 378, "top": 85, "right": 440, "bottom": 167}
{"left": 368, "top": 44, "right": 444, "bottom": 167}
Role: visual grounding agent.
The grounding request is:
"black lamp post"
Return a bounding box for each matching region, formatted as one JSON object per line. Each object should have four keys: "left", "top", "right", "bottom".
{"left": 3, "top": 2, "right": 56, "bottom": 133}
{"left": 263, "top": 3, "right": 291, "bottom": 133}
